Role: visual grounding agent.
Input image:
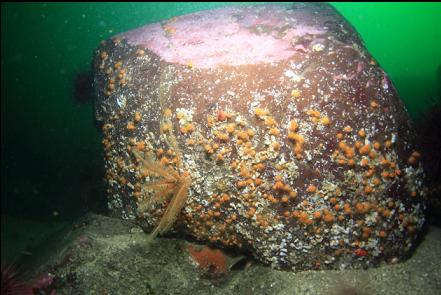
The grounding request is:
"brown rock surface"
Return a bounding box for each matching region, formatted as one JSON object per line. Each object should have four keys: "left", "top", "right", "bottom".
{"left": 93, "top": 3, "right": 426, "bottom": 270}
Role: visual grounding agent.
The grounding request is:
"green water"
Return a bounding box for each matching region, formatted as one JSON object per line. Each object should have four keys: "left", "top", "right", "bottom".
{"left": 1, "top": 2, "right": 441, "bottom": 221}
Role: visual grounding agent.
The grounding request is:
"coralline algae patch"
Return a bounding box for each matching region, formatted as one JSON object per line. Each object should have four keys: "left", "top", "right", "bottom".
{"left": 93, "top": 3, "right": 426, "bottom": 271}
{"left": 119, "top": 4, "right": 334, "bottom": 69}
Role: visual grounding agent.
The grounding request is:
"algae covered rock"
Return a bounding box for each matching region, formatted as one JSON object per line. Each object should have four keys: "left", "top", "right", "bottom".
{"left": 93, "top": 3, "right": 426, "bottom": 270}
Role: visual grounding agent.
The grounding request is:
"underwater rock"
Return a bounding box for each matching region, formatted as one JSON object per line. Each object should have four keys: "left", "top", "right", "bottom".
{"left": 93, "top": 3, "right": 426, "bottom": 271}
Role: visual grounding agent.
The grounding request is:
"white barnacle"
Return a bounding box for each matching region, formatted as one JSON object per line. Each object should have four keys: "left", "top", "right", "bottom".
{"left": 116, "top": 95, "right": 127, "bottom": 108}
{"left": 312, "top": 43, "right": 325, "bottom": 52}
{"left": 391, "top": 133, "right": 397, "bottom": 144}
{"left": 284, "top": 70, "right": 302, "bottom": 83}
{"left": 176, "top": 108, "right": 194, "bottom": 126}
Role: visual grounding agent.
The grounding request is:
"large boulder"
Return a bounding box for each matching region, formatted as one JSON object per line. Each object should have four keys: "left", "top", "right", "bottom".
{"left": 93, "top": 3, "right": 426, "bottom": 271}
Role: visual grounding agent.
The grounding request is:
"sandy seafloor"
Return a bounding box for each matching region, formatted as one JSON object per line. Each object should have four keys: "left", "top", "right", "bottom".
{"left": 2, "top": 213, "right": 440, "bottom": 295}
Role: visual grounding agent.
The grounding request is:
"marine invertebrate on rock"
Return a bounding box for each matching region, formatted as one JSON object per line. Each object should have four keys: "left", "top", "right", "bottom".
{"left": 187, "top": 245, "right": 228, "bottom": 276}
{"left": 93, "top": 3, "right": 426, "bottom": 271}
{"left": 1, "top": 264, "right": 33, "bottom": 295}
{"left": 132, "top": 137, "right": 192, "bottom": 240}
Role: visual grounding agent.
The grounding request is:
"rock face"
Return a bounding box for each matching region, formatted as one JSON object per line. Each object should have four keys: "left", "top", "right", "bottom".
{"left": 93, "top": 3, "right": 426, "bottom": 271}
